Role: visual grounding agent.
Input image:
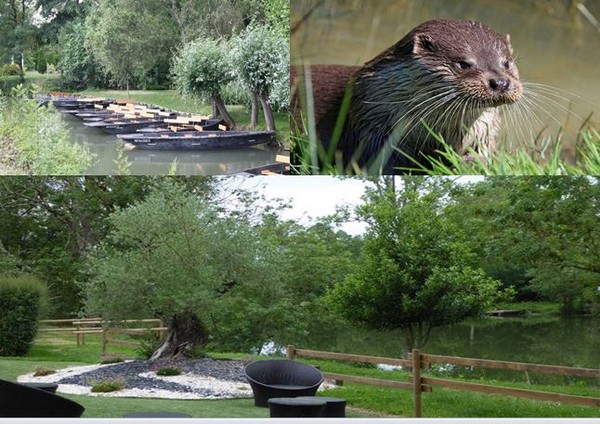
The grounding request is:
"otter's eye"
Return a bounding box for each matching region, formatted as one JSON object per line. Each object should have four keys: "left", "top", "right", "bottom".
{"left": 456, "top": 61, "right": 472, "bottom": 70}
{"left": 503, "top": 60, "right": 511, "bottom": 70}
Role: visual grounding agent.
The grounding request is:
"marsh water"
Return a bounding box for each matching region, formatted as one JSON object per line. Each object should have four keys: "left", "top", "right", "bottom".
{"left": 292, "top": 0, "right": 600, "bottom": 154}
{"left": 61, "top": 113, "right": 281, "bottom": 175}
{"left": 297, "top": 315, "right": 600, "bottom": 383}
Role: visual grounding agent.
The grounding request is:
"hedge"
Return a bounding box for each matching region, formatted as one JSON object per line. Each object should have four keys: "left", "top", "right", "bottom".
{"left": 0, "top": 275, "right": 48, "bottom": 356}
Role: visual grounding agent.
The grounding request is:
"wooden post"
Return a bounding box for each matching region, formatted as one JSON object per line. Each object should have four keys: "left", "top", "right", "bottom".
{"left": 287, "top": 345, "right": 295, "bottom": 360}
{"left": 102, "top": 328, "right": 108, "bottom": 355}
{"left": 412, "top": 349, "right": 422, "bottom": 417}
{"left": 76, "top": 323, "right": 81, "bottom": 346}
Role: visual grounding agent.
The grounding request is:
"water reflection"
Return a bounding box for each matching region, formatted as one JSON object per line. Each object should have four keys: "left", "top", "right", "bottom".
{"left": 61, "top": 113, "right": 281, "bottom": 175}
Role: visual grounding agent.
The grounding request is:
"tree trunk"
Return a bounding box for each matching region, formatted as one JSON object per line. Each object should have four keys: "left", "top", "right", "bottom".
{"left": 211, "top": 99, "right": 218, "bottom": 119}
{"left": 150, "top": 312, "right": 209, "bottom": 360}
{"left": 212, "top": 95, "right": 236, "bottom": 129}
{"left": 250, "top": 91, "right": 259, "bottom": 128}
{"left": 258, "top": 92, "right": 276, "bottom": 131}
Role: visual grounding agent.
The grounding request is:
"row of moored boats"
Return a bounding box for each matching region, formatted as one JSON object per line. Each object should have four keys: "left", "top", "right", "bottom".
{"left": 48, "top": 95, "right": 277, "bottom": 151}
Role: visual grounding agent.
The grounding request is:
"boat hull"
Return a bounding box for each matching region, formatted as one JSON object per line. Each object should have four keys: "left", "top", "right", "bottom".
{"left": 119, "top": 131, "right": 275, "bottom": 150}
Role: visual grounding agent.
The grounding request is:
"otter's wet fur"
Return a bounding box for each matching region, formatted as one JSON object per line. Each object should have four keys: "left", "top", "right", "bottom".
{"left": 294, "top": 18, "right": 523, "bottom": 174}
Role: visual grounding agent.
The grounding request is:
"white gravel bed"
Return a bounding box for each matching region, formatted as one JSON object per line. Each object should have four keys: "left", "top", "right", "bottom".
{"left": 17, "top": 362, "right": 253, "bottom": 400}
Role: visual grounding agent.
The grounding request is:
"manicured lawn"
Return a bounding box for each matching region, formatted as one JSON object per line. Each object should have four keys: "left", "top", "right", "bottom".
{"left": 2, "top": 329, "right": 598, "bottom": 418}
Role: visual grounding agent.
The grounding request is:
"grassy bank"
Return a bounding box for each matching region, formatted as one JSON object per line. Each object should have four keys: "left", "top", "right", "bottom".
{"left": 78, "top": 89, "right": 290, "bottom": 146}
{"left": 0, "top": 85, "right": 92, "bottom": 175}
{"left": 1, "top": 328, "right": 598, "bottom": 418}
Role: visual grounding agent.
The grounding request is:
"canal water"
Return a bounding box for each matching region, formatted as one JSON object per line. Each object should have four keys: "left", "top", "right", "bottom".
{"left": 291, "top": 0, "right": 600, "bottom": 156}
{"left": 61, "top": 113, "right": 282, "bottom": 175}
{"left": 292, "top": 314, "right": 600, "bottom": 383}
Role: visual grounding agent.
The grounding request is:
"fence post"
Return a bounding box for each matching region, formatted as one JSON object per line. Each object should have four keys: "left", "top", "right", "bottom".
{"left": 412, "top": 349, "right": 422, "bottom": 417}
{"left": 287, "top": 345, "right": 295, "bottom": 360}
{"left": 76, "top": 322, "right": 81, "bottom": 346}
{"left": 102, "top": 328, "right": 108, "bottom": 355}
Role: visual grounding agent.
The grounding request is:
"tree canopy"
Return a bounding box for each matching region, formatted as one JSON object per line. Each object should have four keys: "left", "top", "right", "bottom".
{"left": 326, "top": 178, "right": 506, "bottom": 351}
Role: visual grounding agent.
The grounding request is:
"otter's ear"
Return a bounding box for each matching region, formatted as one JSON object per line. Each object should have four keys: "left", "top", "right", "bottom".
{"left": 413, "top": 34, "right": 435, "bottom": 54}
{"left": 504, "top": 34, "right": 514, "bottom": 54}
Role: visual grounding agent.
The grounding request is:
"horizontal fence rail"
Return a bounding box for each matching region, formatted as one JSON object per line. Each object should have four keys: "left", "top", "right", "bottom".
{"left": 287, "top": 345, "right": 600, "bottom": 417}
{"left": 39, "top": 318, "right": 166, "bottom": 353}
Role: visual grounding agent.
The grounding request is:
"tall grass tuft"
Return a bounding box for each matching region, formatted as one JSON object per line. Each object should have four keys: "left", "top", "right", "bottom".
{"left": 0, "top": 84, "right": 93, "bottom": 174}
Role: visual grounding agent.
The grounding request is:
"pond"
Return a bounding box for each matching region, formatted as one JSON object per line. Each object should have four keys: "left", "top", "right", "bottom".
{"left": 293, "top": 314, "right": 600, "bottom": 383}
{"left": 291, "top": 0, "right": 600, "bottom": 157}
{"left": 60, "top": 113, "right": 282, "bottom": 175}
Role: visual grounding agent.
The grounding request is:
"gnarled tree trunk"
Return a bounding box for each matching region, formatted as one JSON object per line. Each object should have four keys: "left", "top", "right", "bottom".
{"left": 150, "top": 312, "right": 209, "bottom": 360}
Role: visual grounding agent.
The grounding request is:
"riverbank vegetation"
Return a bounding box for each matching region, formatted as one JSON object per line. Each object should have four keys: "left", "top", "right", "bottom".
{"left": 0, "top": 85, "right": 92, "bottom": 174}
{"left": 0, "top": 176, "right": 598, "bottom": 417}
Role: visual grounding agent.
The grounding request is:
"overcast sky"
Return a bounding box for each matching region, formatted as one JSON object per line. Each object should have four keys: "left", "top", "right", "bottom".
{"left": 236, "top": 176, "right": 370, "bottom": 235}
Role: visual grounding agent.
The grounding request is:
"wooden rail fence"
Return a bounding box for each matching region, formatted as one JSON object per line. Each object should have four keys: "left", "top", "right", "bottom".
{"left": 39, "top": 318, "right": 166, "bottom": 353}
{"left": 287, "top": 345, "right": 600, "bottom": 417}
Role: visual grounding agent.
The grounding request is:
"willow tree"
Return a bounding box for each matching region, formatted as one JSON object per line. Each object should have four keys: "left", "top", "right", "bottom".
{"left": 85, "top": 181, "right": 290, "bottom": 358}
{"left": 230, "top": 25, "right": 289, "bottom": 130}
{"left": 171, "top": 37, "right": 236, "bottom": 129}
{"left": 326, "top": 177, "right": 505, "bottom": 352}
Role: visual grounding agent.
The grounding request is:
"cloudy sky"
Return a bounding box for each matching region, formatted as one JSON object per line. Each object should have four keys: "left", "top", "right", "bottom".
{"left": 237, "top": 176, "right": 370, "bottom": 235}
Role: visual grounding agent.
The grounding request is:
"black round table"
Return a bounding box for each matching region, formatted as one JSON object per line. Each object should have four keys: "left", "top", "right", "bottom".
{"left": 267, "top": 397, "right": 327, "bottom": 417}
{"left": 296, "top": 396, "right": 347, "bottom": 417}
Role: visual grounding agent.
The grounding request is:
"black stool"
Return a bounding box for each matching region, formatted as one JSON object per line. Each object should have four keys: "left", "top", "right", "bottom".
{"left": 123, "top": 412, "right": 192, "bottom": 418}
{"left": 20, "top": 383, "right": 59, "bottom": 394}
{"left": 296, "top": 396, "right": 347, "bottom": 417}
{"left": 268, "top": 397, "right": 326, "bottom": 417}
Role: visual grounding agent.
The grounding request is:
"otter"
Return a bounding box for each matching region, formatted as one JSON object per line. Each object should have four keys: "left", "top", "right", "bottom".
{"left": 291, "top": 19, "right": 523, "bottom": 174}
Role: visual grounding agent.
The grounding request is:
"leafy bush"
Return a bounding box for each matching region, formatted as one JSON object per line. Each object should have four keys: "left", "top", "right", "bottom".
{"left": 156, "top": 367, "right": 181, "bottom": 376}
{"left": 33, "top": 367, "right": 57, "bottom": 377}
{"left": 0, "top": 64, "right": 20, "bottom": 76}
{"left": 0, "top": 275, "right": 48, "bottom": 356}
{"left": 100, "top": 357, "right": 125, "bottom": 365}
{"left": 90, "top": 378, "right": 126, "bottom": 393}
{"left": 0, "top": 84, "right": 93, "bottom": 174}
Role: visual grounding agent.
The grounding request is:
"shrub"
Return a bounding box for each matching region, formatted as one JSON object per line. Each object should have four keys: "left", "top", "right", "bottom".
{"left": 0, "top": 64, "right": 20, "bottom": 76}
{"left": 90, "top": 378, "right": 126, "bottom": 393}
{"left": 33, "top": 367, "right": 56, "bottom": 377}
{"left": 156, "top": 367, "right": 181, "bottom": 376}
{"left": 100, "top": 357, "right": 125, "bottom": 365}
{"left": 0, "top": 275, "right": 48, "bottom": 356}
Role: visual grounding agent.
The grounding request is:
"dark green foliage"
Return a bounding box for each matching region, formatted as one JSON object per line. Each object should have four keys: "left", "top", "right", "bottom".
{"left": 0, "top": 275, "right": 47, "bottom": 356}
{"left": 0, "top": 64, "right": 20, "bottom": 76}
{"left": 90, "top": 378, "right": 126, "bottom": 393}
{"left": 156, "top": 367, "right": 181, "bottom": 376}
{"left": 327, "top": 178, "right": 505, "bottom": 352}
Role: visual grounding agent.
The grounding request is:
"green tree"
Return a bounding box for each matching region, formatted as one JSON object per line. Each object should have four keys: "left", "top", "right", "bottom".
{"left": 0, "top": 176, "right": 210, "bottom": 317}
{"left": 449, "top": 177, "right": 600, "bottom": 314}
{"left": 85, "top": 0, "right": 177, "bottom": 93}
{"left": 171, "top": 37, "right": 236, "bottom": 128}
{"left": 0, "top": 0, "right": 37, "bottom": 81}
{"left": 326, "top": 177, "right": 504, "bottom": 352}
{"left": 57, "top": 20, "right": 106, "bottom": 89}
{"left": 85, "top": 181, "right": 295, "bottom": 357}
{"left": 230, "top": 25, "right": 290, "bottom": 129}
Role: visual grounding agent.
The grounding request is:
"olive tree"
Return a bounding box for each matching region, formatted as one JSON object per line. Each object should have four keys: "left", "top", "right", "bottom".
{"left": 230, "top": 25, "right": 289, "bottom": 129}
{"left": 171, "top": 37, "right": 236, "bottom": 129}
{"left": 326, "top": 177, "right": 505, "bottom": 352}
{"left": 85, "top": 181, "right": 291, "bottom": 358}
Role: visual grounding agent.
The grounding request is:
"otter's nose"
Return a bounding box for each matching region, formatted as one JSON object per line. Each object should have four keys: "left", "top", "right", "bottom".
{"left": 489, "top": 78, "right": 510, "bottom": 92}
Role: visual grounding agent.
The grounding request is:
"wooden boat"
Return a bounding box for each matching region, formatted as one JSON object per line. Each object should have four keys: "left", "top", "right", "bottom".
{"left": 118, "top": 130, "right": 276, "bottom": 150}
{"left": 136, "top": 118, "right": 224, "bottom": 133}
{"left": 84, "top": 118, "right": 165, "bottom": 134}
